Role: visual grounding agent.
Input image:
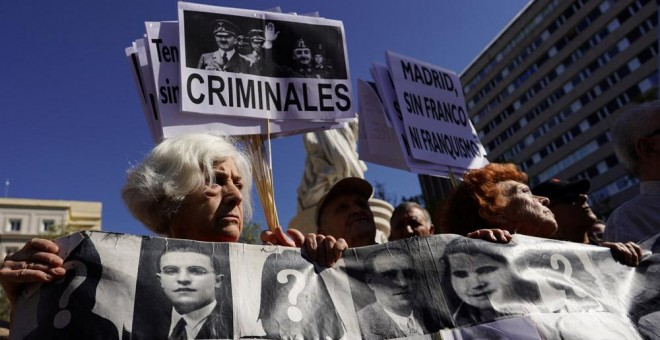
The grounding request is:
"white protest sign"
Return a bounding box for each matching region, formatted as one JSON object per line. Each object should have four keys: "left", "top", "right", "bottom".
{"left": 357, "top": 79, "right": 409, "bottom": 171}
{"left": 126, "top": 41, "right": 163, "bottom": 143}
{"left": 386, "top": 51, "right": 487, "bottom": 169}
{"left": 368, "top": 64, "right": 471, "bottom": 177}
{"left": 178, "top": 2, "right": 354, "bottom": 121}
{"left": 145, "top": 21, "right": 349, "bottom": 139}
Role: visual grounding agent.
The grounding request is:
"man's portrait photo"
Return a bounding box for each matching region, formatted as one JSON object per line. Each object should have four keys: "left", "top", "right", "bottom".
{"left": 196, "top": 19, "right": 249, "bottom": 73}
{"left": 355, "top": 246, "right": 432, "bottom": 339}
{"left": 131, "top": 238, "right": 233, "bottom": 339}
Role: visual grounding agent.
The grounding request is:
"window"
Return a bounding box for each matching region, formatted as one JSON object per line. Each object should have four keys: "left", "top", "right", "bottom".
{"left": 9, "top": 219, "right": 21, "bottom": 232}
{"left": 43, "top": 219, "right": 55, "bottom": 232}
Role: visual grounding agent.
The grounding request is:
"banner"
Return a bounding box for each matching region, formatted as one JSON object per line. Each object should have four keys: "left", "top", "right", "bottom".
{"left": 12, "top": 231, "right": 658, "bottom": 339}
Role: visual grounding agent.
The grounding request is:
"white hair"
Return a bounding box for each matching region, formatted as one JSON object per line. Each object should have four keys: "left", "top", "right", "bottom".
{"left": 121, "top": 133, "right": 252, "bottom": 235}
{"left": 611, "top": 101, "right": 660, "bottom": 176}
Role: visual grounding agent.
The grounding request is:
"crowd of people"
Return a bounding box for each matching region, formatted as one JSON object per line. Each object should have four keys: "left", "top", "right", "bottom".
{"left": 0, "top": 101, "right": 658, "bottom": 338}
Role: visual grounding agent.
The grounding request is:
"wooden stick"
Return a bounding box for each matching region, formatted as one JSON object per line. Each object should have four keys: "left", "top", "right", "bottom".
{"left": 240, "top": 132, "right": 280, "bottom": 231}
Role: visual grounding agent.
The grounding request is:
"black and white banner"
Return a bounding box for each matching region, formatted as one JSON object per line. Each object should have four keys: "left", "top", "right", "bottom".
{"left": 12, "top": 231, "right": 659, "bottom": 339}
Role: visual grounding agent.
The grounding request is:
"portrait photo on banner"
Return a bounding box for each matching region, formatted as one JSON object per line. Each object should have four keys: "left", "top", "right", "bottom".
{"left": 343, "top": 238, "right": 448, "bottom": 339}
{"left": 130, "top": 238, "right": 233, "bottom": 339}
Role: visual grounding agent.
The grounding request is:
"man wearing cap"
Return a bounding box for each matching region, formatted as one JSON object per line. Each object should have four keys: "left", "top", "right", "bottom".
{"left": 603, "top": 101, "right": 660, "bottom": 243}
{"left": 283, "top": 38, "right": 315, "bottom": 78}
{"left": 197, "top": 19, "right": 248, "bottom": 73}
{"left": 316, "top": 177, "right": 378, "bottom": 248}
{"left": 532, "top": 178, "right": 600, "bottom": 244}
{"left": 311, "top": 44, "right": 333, "bottom": 79}
{"left": 243, "top": 26, "right": 285, "bottom": 77}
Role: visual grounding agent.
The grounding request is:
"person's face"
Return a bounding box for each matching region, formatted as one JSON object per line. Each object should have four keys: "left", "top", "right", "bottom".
{"left": 236, "top": 35, "right": 251, "bottom": 55}
{"left": 319, "top": 193, "right": 375, "bottom": 247}
{"left": 293, "top": 48, "right": 311, "bottom": 65}
{"left": 215, "top": 32, "right": 236, "bottom": 51}
{"left": 449, "top": 253, "right": 508, "bottom": 310}
{"left": 588, "top": 222, "right": 605, "bottom": 242}
{"left": 368, "top": 253, "right": 415, "bottom": 315}
{"left": 168, "top": 159, "right": 244, "bottom": 242}
{"left": 158, "top": 252, "right": 222, "bottom": 314}
{"left": 314, "top": 54, "right": 324, "bottom": 66}
{"left": 251, "top": 38, "right": 264, "bottom": 51}
{"left": 496, "top": 180, "right": 558, "bottom": 237}
{"left": 548, "top": 192, "right": 598, "bottom": 236}
{"left": 389, "top": 207, "right": 434, "bottom": 241}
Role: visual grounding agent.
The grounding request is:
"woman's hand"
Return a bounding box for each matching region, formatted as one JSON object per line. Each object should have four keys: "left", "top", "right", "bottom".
{"left": 0, "top": 238, "right": 66, "bottom": 307}
{"left": 602, "top": 241, "right": 643, "bottom": 267}
{"left": 466, "top": 229, "right": 513, "bottom": 243}
{"left": 261, "top": 227, "right": 347, "bottom": 267}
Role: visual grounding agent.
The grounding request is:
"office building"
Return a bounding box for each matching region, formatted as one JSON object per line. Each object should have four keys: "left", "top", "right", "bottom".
{"left": 421, "top": 0, "right": 658, "bottom": 219}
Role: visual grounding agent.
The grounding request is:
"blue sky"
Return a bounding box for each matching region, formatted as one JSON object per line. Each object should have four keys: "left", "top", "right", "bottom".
{"left": 0, "top": 1, "right": 528, "bottom": 236}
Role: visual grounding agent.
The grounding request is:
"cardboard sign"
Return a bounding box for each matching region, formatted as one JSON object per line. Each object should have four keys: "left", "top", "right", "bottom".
{"left": 386, "top": 51, "right": 487, "bottom": 169}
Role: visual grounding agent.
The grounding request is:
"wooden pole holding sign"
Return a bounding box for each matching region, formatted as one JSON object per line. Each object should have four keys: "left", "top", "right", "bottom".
{"left": 240, "top": 131, "right": 280, "bottom": 231}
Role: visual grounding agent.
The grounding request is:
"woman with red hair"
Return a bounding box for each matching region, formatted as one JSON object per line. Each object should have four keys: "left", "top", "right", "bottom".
{"left": 441, "top": 163, "right": 641, "bottom": 265}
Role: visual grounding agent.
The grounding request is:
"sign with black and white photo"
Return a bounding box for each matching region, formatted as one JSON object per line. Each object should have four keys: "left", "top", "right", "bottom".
{"left": 178, "top": 2, "right": 353, "bottom": 121}
{"left": 141, "top": 21, "right": 349, "bottom": 139}
{"left": 12, "top": 231, "right": 659, "bottom": 339}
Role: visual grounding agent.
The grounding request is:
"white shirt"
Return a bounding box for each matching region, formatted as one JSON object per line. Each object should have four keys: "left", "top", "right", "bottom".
{"left": 169, "top": 300, "right": 217, "bottom": 340}
{"left": 382, "top": 308, "right": 422, "bottom": 335}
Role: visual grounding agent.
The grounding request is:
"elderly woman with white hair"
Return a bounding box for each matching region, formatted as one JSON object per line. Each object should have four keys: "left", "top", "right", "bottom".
{"left": 0, "top": 132, "right": 346, "bottom": 316}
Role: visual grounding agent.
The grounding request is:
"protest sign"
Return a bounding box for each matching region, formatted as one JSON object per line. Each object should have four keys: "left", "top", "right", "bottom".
{"left": 143, "top": 21, "right": 349, "bottom": 139}
{"left": 385, "top": 51, "right": 488, "bottom": 170}
{"left": 178, "top": 2, "right": 354, "bottom": 121}
{"left": 12, "top": 231, "right": 657, "bottom": 339}
{"left": 125, "top": 42, "right": 163, "bottom": 144}
{"left": 360, "top": 64, "right": 478, "bottom": 177}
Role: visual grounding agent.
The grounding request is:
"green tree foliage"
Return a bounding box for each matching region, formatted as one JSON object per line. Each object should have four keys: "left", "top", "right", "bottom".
{"left": 239, "top": 221, "right": 264, "bottom": 245}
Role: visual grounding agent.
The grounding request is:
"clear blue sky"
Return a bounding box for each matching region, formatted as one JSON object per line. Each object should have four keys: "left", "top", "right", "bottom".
{"left": 0, "top": 1, "right": 528, "bottom": 236}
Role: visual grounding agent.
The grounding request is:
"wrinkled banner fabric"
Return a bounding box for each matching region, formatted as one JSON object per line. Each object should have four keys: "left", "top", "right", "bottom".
{"left": 11, "top": 231, "right": 659, "bottom": 339}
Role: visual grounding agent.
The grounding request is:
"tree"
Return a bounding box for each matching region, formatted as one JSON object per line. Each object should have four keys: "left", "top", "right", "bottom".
{"left": 239, "top": 221, "right": 264, "bottom": 245}
{"left": 372, "top": 181, "right": 400, "bottom": 207}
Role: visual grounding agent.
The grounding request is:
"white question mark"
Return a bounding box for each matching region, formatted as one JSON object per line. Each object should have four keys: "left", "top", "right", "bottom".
{"left": 276, "top": 269, "right": 306, "bottom": 322}
{"left": 53, "top": 260, "right": 87, "bottom": 329}
{"left": 550, "top": 254, "right": 587, "bottom": 298}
